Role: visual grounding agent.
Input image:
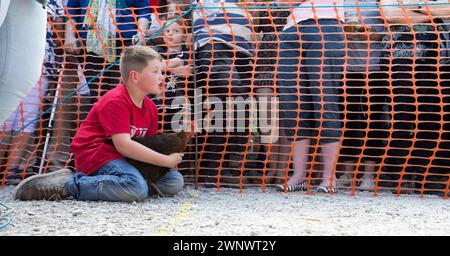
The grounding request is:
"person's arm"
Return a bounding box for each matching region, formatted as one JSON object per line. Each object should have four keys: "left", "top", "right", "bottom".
{"left": 133, "top": 0, "right": 152, "bottom": 43}
{"left": 275, "top": 0, "right": 307, "bottom": 6}
{"left": 111, "top": 133, "right": 184, "bottom": 169}
{"left": 169, "top": 64, "right": 192, "bottom": 77}
{"left": 64, "top": 0, "right": 81, "bottom": 54}
{"left": 135, "top": 17, "right": 150, "bottom": 43}
{"left": 381, "top": 0, "right": 432, "bottom": 24}
{"left": 99, "top": 99, "right": 184, "bottom": 169}
{"left": 167, "top": 57, "right": 184, "bottom": 68}
{"left": 159, "top": 55, "right": 183, "bottom": 70}
{"left": 417, "top": 0, "right": 450, "bottom": 17}
{"left": 64, "top": 19, "right": 81, "bottom": 54}
{"left": 138, "top": 17, "right": 150, "bottom": 32}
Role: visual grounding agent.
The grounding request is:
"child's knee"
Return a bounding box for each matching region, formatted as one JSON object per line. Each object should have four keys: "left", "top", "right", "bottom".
{"left": 122, "top": 178, "right": 148, "bottom": 202}
{"left": 167, "top": 174, "right": 184, "bottom": 196}
{"left": 167, "top": 179, "right": 184, "bottom": 196}
{"left": 157, "top": 171, "right": 184, "bottom": 196}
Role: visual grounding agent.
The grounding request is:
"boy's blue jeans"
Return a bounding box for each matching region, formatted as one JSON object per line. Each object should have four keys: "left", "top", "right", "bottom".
{"left": 64, "top": 159, "right": 184, "bottom": 202}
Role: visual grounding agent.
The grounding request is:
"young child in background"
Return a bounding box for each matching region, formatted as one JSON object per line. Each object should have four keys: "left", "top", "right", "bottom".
{"left": 152, "top": 16, "right": 193, "bottom": 132}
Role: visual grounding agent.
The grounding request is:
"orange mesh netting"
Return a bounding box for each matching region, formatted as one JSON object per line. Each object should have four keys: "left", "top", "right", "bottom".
{"left": 0, "top": 1, "right": 449, "bottom": 198}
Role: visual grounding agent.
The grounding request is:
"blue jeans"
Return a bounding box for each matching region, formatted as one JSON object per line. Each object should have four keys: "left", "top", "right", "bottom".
{"left": 64, "top": 159, "right": 184, "bottom": 202}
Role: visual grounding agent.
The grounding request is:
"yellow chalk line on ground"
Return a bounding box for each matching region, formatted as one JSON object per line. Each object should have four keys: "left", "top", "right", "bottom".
{"left": 157, "top": 191, "right": 199, "bottom": 235}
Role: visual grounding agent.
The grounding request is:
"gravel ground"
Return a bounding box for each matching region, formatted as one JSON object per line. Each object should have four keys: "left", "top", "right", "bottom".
{"left": 0, "top": 186, "right": 449, "bottom": 236}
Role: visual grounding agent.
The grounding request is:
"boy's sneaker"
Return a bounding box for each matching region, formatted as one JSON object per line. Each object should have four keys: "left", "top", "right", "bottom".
{"left": 13, "top": 169, "right": 73, "bottom": 201}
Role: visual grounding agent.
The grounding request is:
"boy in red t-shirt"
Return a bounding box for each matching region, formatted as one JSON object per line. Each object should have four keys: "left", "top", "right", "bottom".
{"left": 14, "top": 46, "right": 185, "bottom": 201}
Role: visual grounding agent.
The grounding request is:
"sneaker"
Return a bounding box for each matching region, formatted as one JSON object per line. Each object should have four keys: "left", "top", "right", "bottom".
{"left": 13, "top": 169, "right": 73, "bottom": 201}
{"left": 336, "top": 173, "right": 353, "bottom": 188}
{"left": 358, "top": 178, "right": 375, "bottom": 191}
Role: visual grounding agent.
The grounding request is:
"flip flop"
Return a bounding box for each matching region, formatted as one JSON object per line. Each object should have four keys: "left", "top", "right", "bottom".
{"left": 276, "top": 180, "right": 308, "bottom": 192}
{"left": 316, "top": 186, "right": 337, "bottom": 194}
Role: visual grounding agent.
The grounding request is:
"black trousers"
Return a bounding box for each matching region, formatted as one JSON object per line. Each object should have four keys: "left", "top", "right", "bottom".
{"left": 381, "top": 58, "right": 443, "bottom": 189}
{"left": 194, "top": 43, "right": 253, "bottom": 177}
{"left": 339, "top": 71, "right": 391, "bottom": 165}
{"left": 83, "top": 53, "right": 121, "bottom": 100}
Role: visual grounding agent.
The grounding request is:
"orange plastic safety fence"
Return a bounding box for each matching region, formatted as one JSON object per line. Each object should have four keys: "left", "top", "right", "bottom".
{"left": 0, "top": 2, "right": 449, "bottom": 199}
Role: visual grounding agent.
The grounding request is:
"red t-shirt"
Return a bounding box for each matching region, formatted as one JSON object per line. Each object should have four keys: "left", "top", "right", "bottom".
{"left": 71, "top": 84, "right": 159, "bottom": 175}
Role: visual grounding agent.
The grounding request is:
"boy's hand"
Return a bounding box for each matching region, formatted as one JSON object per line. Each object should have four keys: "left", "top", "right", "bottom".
{"left": 132, "top": 32, "right": 146, "bottom": 45}
{"left": 164, "top": 153, "right": 184, "bottom": 169}
{"left": 167, "top": 58, "right": 184, "bottom": 69}
{"left": 171, "top": 65, "right": 192, "bottom": 77}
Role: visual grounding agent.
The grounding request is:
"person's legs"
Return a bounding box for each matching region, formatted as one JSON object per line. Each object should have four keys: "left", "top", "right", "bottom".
{"left": 0, "top": 0, "right": 46, "bottom": 122}
{"left": 0, "top": 111, "right": 16, "bottom": 163}
{"left": 9, "top": 77, "right": 48, "bottom": 169}
{"left": 226, "top": 50, "right": 252, "bottom": 183}
{"left": 316, "top": 20, "right": 345, "bottom": 189}
{"left": 292, "top": 19, "right": 344, "bottom": 191}
{"left": 288, "top": 139, "right": 310, "bottom": 186}
{"left": 103, "top": 60, "right": 121, "bottom": 94}
{"left": 277, "top": 23, "right": 304, "bottom": 180}
{"left": 0, "top": 131, "right": 10, "bottom": 161}
{"left": 195, "top": 45, "right": 218, "bottom": 183}
{"left": 64, "top": 159, "right": 148, "bottom": 202}
{"left": 0, "top": 105, "right": 18, "bottom": 180}
{"left": 358, "top": 160, "right": 377, "bottom": 190}
{"left": 46, "top": 59, "right": 80, "bottom": 171}
{"left": 2, "top": 77, "right": 47, "bottom": 184}
{"left": 319, "top": 141, "right": 340, "bottom": 188}
{"left": 428, "top": 64, "right": 450, "bottom": 196}
{"left": 407, "top": 62, "right": 440, "bottom": 193}
{"left": 277, "top": 23, "right": 319, "bottom": 190}
{"left": 338, "top": 73, "right": 368, "bottom": 188}
{"left": 256, "top": 88, "right": 290, "bottom": 184}
{"left": 385, "top": 58, "right": 416, "bottom": 190}
{"left": 363, "top": 71, "right": 391, "bottom": 191}
{"left": 6, "top": 132, "right": 34, "bottom": 168}
{"left": 195, "top": 43, "right": 250, "bottom": 185}
{"left": 4, "top": 132, "right": 34, "bottom": 185}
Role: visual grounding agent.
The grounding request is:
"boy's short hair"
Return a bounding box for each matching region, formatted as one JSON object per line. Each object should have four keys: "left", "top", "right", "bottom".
{"left": 120, "top": 46, "right": 162, "bottom": 82}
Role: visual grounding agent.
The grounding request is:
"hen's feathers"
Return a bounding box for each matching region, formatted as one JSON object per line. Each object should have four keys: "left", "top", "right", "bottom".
{"left": 126, "top": 131, "right": 191, "bottom": 184}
